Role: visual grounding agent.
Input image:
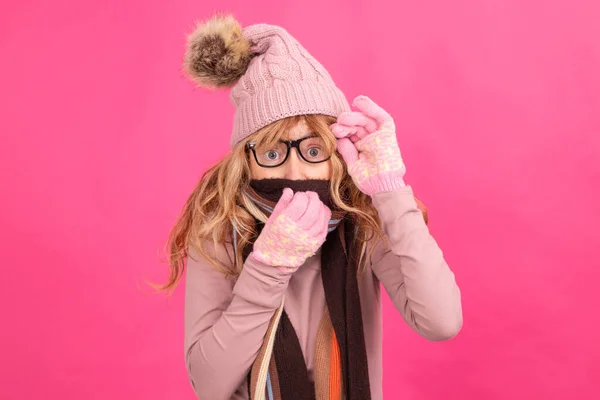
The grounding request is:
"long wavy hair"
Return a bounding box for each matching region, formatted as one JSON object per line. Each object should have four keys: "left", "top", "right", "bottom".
{"left": 160, "top": 114, "right": 389, "bottom": 292}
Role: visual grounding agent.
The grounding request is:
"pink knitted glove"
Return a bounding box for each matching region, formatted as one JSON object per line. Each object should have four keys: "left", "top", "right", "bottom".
{"left": 331, "top": 95, "right": 406, "bottom": 196}
{"left": 251, "top": 189, "right": 332, "bottom": 271}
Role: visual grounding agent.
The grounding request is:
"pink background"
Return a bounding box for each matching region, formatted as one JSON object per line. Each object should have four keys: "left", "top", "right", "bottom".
{"left": 1, "top": 0, "right": 599, "bottom": 399}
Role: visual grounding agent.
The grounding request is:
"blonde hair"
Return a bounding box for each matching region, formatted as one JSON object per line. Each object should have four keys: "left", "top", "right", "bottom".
{"left": 159, "top": 114, "right": 384, "bottom": 292}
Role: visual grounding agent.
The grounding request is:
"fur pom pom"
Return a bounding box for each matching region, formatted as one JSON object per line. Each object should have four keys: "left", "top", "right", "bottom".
{"left": 183, "top": 14, "right": 253, "bottom": 88}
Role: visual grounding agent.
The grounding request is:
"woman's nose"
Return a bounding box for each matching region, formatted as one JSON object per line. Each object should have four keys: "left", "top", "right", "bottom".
{"left": 282, "top": 149, "right": 306, "bottom": 180}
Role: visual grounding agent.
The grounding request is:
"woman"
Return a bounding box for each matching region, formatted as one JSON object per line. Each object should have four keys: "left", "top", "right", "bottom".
{"left": 163, "top": 14, "right": 462, "bottom": 400}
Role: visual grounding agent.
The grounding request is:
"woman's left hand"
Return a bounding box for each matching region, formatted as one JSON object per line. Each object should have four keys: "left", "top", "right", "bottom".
{"left": 331, "top": 95, "right": 406, "bottom": 196}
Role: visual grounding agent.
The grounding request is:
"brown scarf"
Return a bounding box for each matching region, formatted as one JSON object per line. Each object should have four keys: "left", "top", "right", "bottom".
{"left": 241, "top": 179, "right": 372, "bottom": 400}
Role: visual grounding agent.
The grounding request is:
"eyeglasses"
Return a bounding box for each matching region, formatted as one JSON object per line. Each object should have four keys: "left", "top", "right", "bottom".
{"left": 247, "top": 136, "right": 331, "bottom": 168}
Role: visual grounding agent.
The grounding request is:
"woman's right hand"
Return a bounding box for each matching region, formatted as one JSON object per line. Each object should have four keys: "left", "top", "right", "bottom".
{"left": 251, "top": 188, "right": 332, "bottom": 271}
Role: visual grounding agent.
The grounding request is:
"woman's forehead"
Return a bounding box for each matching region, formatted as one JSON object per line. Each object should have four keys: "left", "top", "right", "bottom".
{"left": 280, "top": 119, "right": 311, "bottom": 140}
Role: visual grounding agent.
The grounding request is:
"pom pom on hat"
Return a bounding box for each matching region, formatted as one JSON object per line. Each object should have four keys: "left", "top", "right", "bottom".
{"left": 183, "top": 14, "right": 254, "bottom": 88}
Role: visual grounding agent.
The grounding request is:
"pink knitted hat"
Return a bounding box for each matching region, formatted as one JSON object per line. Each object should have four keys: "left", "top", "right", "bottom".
{"left": 183, "top": 15, "right": 350, "bottom": 148}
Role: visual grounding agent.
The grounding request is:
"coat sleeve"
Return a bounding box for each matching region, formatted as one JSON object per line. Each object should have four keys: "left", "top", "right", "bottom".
{"left": 370, "top": 186, "right": 463, "bottom": 341}
{"left": 184, "top": 241, "right": 291, "bottom": 399}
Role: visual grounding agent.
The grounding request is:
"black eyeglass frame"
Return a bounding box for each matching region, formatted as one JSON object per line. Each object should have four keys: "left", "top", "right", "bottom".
{"left": 246, "top": 136, "right": 331, "bottom": 168}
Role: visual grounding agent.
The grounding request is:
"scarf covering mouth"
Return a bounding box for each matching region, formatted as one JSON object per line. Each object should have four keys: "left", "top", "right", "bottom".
{"left": 243, "top": 178, "right": 372, "bottom": 400}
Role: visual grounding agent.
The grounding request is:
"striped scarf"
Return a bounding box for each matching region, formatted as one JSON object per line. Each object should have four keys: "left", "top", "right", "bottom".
{"left": 240, "top": 179, "right": 372, "bottom": 400}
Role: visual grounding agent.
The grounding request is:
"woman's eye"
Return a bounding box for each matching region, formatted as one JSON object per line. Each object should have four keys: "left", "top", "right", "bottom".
{"left": 265, "top": 150, "right": 280, "bottom": 160}
{"left": 307, "top": 147, "right": 320, "bottom": 157}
